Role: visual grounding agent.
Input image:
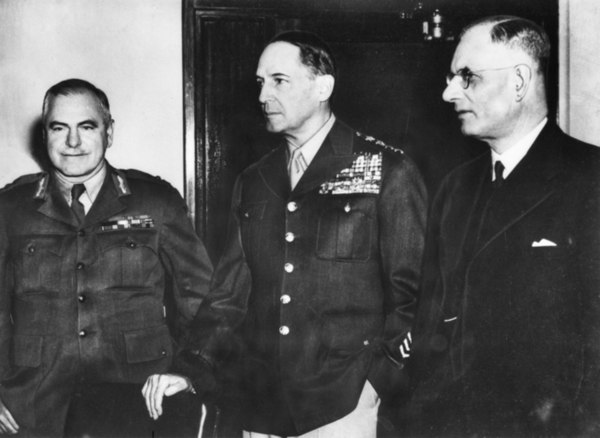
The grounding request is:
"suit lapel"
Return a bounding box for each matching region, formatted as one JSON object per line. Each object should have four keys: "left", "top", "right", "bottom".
{"left": 474, "top": 123, "right": 563, "bottom": 256}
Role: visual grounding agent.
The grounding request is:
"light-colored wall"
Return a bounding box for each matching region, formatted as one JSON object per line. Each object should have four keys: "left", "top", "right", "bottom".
{"left": 558, "top": 0, "right": 600, "bottom": 146}
{"left": 0, "top": 0, "right": 184, "bottom": 192}
{"left": 1, "top": 1, "right": 599, "bottom": 193}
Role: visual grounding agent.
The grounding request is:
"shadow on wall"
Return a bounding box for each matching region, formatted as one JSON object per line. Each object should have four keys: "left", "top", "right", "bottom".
{"left": 28, "top": 116, "right": 52, "bottom": 172}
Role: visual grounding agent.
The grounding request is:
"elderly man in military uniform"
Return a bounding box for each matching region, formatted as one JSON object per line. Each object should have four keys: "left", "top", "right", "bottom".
{"left": 143, "top": 31, "right": 427, "bottom": 437}
{"left": 0, "top": 79, "right": 213, "bottom": 437}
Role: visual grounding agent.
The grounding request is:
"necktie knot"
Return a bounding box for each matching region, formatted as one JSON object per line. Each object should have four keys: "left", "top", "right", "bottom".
{"left": 493, "top": 161, "right": 505, "bottom": 188}
{"left": 71, "top": 183, "right": 86, "bottom": 200}
{"left": 71, "top": 184, "right": 86, "bottom": 223}
{"left": 288, "top": 149, "right": 307, "bottom": 190}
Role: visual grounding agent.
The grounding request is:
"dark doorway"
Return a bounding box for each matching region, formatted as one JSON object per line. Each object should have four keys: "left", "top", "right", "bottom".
{"left": 183, "top": 0, "right": 558, "bottom": 261}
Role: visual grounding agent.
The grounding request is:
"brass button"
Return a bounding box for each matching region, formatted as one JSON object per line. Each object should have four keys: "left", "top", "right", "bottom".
{"left": 285, "top": 232, "right": 295, "bottom": 242}
{"left": 284, "top": 263, "right": 294, "bottom": 273}
{"left": 287, "top": 202, "right": 298, "bottom": 212}
{"left": 280, "top": 295, "right": 291, "bottom": 304}
{"left": 79, "top": 330, "right": 87, "bottom": 337}
{"left": 279, "top": 326, "right": 290, "bottom": 336}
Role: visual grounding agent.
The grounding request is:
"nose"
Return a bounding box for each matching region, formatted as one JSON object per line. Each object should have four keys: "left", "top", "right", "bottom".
{"left": 258, "top": 82, "right": 271, "bottom": 104}
{"left": 66, "top": 128, "right": 81, "bottom": 148}
{"left": 442, "top": 79, "right": 461, "bottom": 103}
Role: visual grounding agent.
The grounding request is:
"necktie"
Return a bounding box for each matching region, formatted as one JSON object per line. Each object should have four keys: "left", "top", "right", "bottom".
{"left": 71, "top": 184, "right": 86, "bottom": 223}
{"left": 288, "top": 149, "right": 308, "bottom": 190}
{"left": 493, "top": 161, "right": 505, "bottom": 188}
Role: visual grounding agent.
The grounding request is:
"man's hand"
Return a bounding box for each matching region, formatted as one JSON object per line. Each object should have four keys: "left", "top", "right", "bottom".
{"left": 142, "top": 374, "right": 192, "bottom": 420}
{"left": 0, "top": 397, "right": 19, "bottom": 435}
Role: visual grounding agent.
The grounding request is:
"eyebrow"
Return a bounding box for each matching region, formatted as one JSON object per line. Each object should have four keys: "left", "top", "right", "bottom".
{"left": 48, "top": 119, "right": 99, "bottom": 128}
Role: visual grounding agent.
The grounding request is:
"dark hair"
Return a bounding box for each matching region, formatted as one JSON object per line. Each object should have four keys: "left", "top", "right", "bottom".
{"left": 461, "top": 16, "right": 551, "bottom": 74}
{"left": 42, "top": 78, "right": 112, "bottom": 125}
{"left": 269, "top": 30, "right": 336, "bottom": 79}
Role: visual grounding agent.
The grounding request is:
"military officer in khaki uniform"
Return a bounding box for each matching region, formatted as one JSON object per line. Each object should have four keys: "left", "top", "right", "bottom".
{"left": 0, "top": 79, "right": 213, "bottom": 437}
{"left": 144, "top": 31, "right": 427, "bottom": 437}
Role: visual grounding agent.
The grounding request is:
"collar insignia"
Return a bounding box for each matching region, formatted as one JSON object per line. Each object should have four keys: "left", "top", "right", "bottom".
{"left": 319, "top": 152, "right": 382, "bottom": 195}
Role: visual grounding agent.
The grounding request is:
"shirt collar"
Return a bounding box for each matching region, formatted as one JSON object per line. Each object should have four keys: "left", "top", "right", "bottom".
{"left": 491, "top": 117, "right": 547, "bottom": 180}
{"left": 287, "top": 114, "right": 336, "bottom": 168}
{"left": 54, "top": 160, "right": 107, "bottom": 207}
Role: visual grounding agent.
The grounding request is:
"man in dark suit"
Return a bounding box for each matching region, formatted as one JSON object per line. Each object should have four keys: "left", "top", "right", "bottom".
{"left": 0, "top": 79, "right": 213, "bottom": 437}
{"left": 143, "top": 31, "right": 427, "bottom": 437}
{"left": 409, "top": 16, "right": 600, "bottom": 436}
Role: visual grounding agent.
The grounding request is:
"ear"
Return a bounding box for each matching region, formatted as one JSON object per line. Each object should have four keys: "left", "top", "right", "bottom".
{"left": 106, "top": 119, "right": 115, "bottom": 149}
{"left": 514, "top": 64, "right": 532, "bottom": 102}
{"left": 316, "top": 74, "right": 335, "bottom": 102}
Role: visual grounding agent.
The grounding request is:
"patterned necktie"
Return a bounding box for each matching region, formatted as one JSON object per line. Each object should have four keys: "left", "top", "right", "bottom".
{"left": 288, "top": 149, "right": 308, "bottom": 190}
{"left": 71, "top": 184, "right": 86, "bottom": 223}
{"left": 493, "top": 161, "right": 505, "bottom": 188}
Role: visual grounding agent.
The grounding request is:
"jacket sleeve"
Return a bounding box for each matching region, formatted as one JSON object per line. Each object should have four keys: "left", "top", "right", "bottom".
{"left": 157, "top": 186, "right": 214, "bottom": 346}
{"left": 368, "top": 154, "right": 427, "bottom": 400}
{"left": 171, "top": 177, "right": 250, "bottom": 392}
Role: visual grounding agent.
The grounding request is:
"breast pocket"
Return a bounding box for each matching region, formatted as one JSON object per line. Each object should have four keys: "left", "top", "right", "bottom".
{"left": 96, "top": 229, "right": 159, "bottom": 287}
{"left": 239, "top": 201, "right": 267, "bottom": 261}
{"left": 12, "top": 235, "right": 65, "bottom": 294}
{"left": 316, "top": 197, "right": 375, "bottom": 262}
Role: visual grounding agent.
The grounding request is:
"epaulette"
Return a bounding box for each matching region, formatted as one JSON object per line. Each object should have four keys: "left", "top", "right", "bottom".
{"left": 120, "top": 168, "right": 168, "bottom": 184}
{"left": 0, "top": 172, "right": 48, "bottom": 197}
{"left": 355, "top": 131, "right": 405, "bottom": 155}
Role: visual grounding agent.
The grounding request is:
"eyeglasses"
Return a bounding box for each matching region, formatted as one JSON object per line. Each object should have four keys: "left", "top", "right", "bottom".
{"left": 445, "top": 64, "right": 526, "bottom": 89}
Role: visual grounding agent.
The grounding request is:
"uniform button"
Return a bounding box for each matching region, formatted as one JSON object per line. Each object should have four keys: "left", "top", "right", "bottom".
{"left": 78, "top": 295, "right": 86, "bottom": 303}
{"left": 76, "top": 262, "right": 85, "bottom": 270}
{"left": 285, "top": 232, "right": 295, "bottom": 242}
{"left": 161, "top": 350, "right": 167, "bottom": 357}
{"left": 287, "top": 202, "right": 298, "bottom": 212}
{"left": 279, "top": 326, "right": 290, "bottom": 335}
{"left": 77, "top": 230, "right": 85, "bottom": 237}
{"left": 363, "top": 339, "right": 370, "bottom": 346}
{"left": 280, "top": 294, "right": 291, "bottom": 304}
{"left": 128, "top": 241, "right": 137, "bottom": 249}
{"left": 28, "top": 245, "right": 36, "bottom": 254}
{"left": 284, "top": 263, "right": 294, "bottom": 273}
{"left": 344, "top": 202, "right": 351, "bottom": 213}
{"left": 79, "top": 330, "right": 87, "bottom": 337}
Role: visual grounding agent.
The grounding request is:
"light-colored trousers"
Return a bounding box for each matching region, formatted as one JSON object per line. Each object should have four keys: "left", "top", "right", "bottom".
{"left": 243, "top": 380, "right": 380, "bottom": 438}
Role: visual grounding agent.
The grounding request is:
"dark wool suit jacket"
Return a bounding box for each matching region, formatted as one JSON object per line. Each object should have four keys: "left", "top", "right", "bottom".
{"left": 183, "top": 120, "right": 427, "bottom": 435}
{"left": 409, "top": 123, "right": 600, "bottom": 437}
{"left": 0, "top": 164, "right": 213, "bottom": 437}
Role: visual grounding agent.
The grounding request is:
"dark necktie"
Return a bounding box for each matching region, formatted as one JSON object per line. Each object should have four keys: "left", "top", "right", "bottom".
{"left": 71, "top": 184, "right": 86, "bottom": 223}
{"left": 493, "top": 161, "right": 505, "bottom": 188}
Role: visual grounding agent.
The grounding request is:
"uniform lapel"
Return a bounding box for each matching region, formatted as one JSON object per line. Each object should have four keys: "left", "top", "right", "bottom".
{"left": 473, "top": 124, "right": 563, "bottom": 256}
{"left": 84, "top": 167, "right": 129, "bottom": 226}
{"left": 291, "top": 121, "right": 356, "bottom": 196}
{"left": 257, "top": 144, "right": 290, "bottom": 200}
{"left": 37, "top": 178, "right": 79, "bottom": 227}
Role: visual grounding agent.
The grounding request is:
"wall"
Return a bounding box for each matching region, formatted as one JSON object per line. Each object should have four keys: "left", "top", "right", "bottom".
{"left": 0, "top": 0, "right": 184, "bottom": 192}
{"left": 1, "top": 0, "right": 599, "bottom": 194}
{"left": 559, "top": 0, "right": 600, "bottom": 146}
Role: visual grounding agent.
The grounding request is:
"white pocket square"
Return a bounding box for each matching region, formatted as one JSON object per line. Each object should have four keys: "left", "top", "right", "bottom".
{"left": 532, "top": 238, "right": 557, "bottom": 247}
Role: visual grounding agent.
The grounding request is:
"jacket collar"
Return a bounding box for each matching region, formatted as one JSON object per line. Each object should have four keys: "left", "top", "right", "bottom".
{"left": 36, "top": 163, "right": 129, "bottom": 227}
{"left": 257, "top": 120, "right": 357, "bottom": 199}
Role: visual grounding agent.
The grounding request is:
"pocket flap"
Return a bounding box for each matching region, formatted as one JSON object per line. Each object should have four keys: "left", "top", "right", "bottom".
{"left": 123, "top": 325, "right": 173, "bottom": 364}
